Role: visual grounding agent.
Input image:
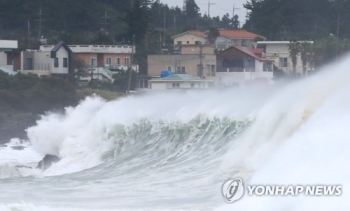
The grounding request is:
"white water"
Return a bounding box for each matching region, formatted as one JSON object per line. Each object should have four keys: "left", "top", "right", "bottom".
{"left": 1, "top": 55, "right": 350, "bottom": 210}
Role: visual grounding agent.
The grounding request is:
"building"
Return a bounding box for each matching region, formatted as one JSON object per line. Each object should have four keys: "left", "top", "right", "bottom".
{"left": 20, "top": 41, "right": 72, "bottom": 77}
{"left": 40, "top": 44, "right": 137, "bottom": 71}
{"left": 149, "top": 74, "right": 213, "bottom": 90}
{"left": 257, "top": 41, "right": 314, "bottom": 76}
{"left": 216, "top": 46, "right": 274, "bottom": 88}
{"left": 0, "top": 40, "right": 19, "bottom": 75}
{"left": 215, "top": 30, "right": 266, "bottom": 50}
{"left": 171, "top": 30, "right": 208, "bottom": 49}
{"left": 147, "top": 45, "right": 217, "bottom": 80}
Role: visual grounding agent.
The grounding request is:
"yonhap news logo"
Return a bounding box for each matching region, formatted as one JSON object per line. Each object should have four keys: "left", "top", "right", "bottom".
{"left": 222, "top": 178, "right": 342, "bottom": 203}
{"left": 222, "top": 178, "right": 245, "bottom": 203}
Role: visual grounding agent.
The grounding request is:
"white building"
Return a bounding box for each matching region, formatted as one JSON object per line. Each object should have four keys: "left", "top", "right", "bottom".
{"left": 149, "top": 74, "right": 214, "bottom": 90}
{"left": 0, "top": 40, "right": 19, "bottom": 75}
{"left": 216, "top": 46, "right": 274, "bottom": 88}
{"left": 20, "top": 41, "right": 72, "bottom": 77}
{"left": 257, "top": 41, "right": 314, "bottom": 76}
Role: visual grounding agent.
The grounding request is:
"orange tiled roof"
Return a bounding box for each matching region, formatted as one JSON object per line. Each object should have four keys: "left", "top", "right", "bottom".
{"left": 219, "top": 30, "right": 265, "bottom": 40}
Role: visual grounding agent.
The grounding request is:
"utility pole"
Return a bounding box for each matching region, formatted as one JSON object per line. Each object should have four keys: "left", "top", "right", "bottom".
{"left": 183, "top": 0, "right": 187, "bottom": 12}
{"left": 208, "top": 0, "right": 215, "bottom": 17}
{"left": 35, "top": 7, "right": 45, "bottom": 39}
{"left": 336, "top": 14, "right": 340, "bottom": 60}
{"left": 233, "top": 4, "right": 240, "bottom": 17}
{"left": 127, "top": 35, "right": 135, "bottom": 93}
{"left": 163, "top": 8, "right": 166, "bottom": 46}
{"left": 174, "top": 16, "right": 176, "bottom": 30}
{"left": 101, "top": 10, "right": 109, "bottom": 34}
{"left": 27, "top": 20, "right": 31, "bottom": 47}
{"left": 199, "top": 43, "right": 204, "bottom": 78}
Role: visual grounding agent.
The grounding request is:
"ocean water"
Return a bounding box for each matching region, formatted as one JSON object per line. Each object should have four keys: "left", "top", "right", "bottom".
{"left": 1, "top": 55, "right": 350, "bottom": 211}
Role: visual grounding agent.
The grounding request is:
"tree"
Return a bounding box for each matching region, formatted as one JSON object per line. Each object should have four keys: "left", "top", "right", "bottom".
{"left": 231, "top": 15, "right": 240, "bottom": 29}
{"left": 185, "top": 0, "right": 200, "bottom": 20}
{"left": 288, "top": 41, "right": 302, "bottom": 74}
{"left": 208, "top": 27, "right": 220, "bottom": 45}
{"left": 221, "top": 13, "right": 231, "bottom": 29}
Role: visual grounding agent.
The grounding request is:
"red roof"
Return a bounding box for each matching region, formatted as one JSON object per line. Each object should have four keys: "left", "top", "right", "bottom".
{"left": 251, "top": 48, "right": 264, "bottom": 57}
{"left": 221, "top": 46, "right": 273, "bottom": 62}
{"left": 219, "top": 30, "right": 265, "bottom": 40}
{"left": 171, "top": 30, "right": 207, "bottom": 39}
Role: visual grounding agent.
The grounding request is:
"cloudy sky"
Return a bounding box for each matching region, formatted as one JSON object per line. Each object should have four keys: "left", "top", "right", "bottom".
{"left": 161, "top": 0, "right": 248, "bottom": 24}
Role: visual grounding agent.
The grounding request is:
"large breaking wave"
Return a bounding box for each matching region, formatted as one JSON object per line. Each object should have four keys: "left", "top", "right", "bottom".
{"left": 1, "top": 54, "right": 350, "bottom": 210}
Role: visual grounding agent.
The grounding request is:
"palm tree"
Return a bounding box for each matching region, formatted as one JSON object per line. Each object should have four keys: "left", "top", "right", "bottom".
{"left": 288, "top": 41, "right": 301, "bottom": 75}
{"left": 299, "top": 41, "right": 312, "bottom": 76}
{"left": 207, "top": 27, "right": 220, "bottom": 45}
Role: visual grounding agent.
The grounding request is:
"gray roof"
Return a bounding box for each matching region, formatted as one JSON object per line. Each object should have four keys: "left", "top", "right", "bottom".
{"left": 50, "top": 41, "right": 72, "bottom": 58}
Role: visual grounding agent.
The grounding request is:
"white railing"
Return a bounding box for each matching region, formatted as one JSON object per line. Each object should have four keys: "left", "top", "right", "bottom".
{"left": 106, "top": 64, "right": 139, "bottom": 71}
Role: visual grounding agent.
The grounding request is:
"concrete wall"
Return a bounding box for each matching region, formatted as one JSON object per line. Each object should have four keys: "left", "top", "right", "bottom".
{"left": 0, "top": 52, "right": 6, "bottom": 65}
{"left": 33, "top": 52, "right": 51, "bottom": 71}
{"left": 150, "top": 81, "right": 210, "bottom": 90}
{"left": 173, "top": 34, "right": 207, "bottom": 46}
{"left": 216, "top": 59, "right": 273, "bottom": 88}
{"left": 181, "top": 45, "right": 215, "bottom": 55}
{"left": 148, "top": 54, "right": 216, "bottom": 78}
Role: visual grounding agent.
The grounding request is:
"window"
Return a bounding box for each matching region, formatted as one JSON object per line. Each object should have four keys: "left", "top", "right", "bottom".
{"left": 186, "top": 41, "right": 189, "bottom": 44}
{"left": 167, "top": 66, "right": 172, "bottom": 71}
{"left": 125, "top": 58, "right": 130, "bottom": 66}
{"left": 24, "top": 58, "right": 33, "bottom": 70}
{"left": 106, "top": 58, "right": 112, "bottom": 65}
{"left": 63, "top": 58, "right": 68, "bottom": 68}
{"left": 211, "top": 65, "right": 216, "bottom": 76}
{"left": 54, "top": 58, "right": 59, "bottom": 68}
{"left": 191, "top": 83, "right": 195, "bottom": 88}
{"left": 91, "top": 58, "right": 97, "bottom": 67}
{"left": 116, "top": 58, "right": 120, "bottom": 65}
{"left": 195, "top": 41, "right": 201, "bottom": 45}
{"left": 177, "top": 41, "right": 182, "bottom": 46}
{"left": 172, "top": 83, "right": 180, "bottom": 88}
{"left": 279, "top": 57, "right": 288, "bottom": 67}
{"left": 181, "top": 66, "right": 186, "bottom": 73}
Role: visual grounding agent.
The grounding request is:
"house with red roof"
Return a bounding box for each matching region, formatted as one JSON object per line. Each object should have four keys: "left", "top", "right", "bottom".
{"left": 216, "top": 29, "right": 266, "bottom": 50}
{"left": 216, "top": 46, "right": 274, "bottom": 88}
{"left": 171, "top": 30, "right": 208, "bottom": 49}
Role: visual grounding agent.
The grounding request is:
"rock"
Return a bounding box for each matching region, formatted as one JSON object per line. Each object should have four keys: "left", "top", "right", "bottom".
{"left": 37, "top": 154, "right": 60, "bottom": 170}
{"left": 11, "top": 146, "right": 25, "bottom": 150}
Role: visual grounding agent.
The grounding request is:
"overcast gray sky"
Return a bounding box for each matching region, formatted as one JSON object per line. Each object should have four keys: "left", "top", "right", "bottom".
{"left": 160, "top": 0, "right": 248, "bottom": 24}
